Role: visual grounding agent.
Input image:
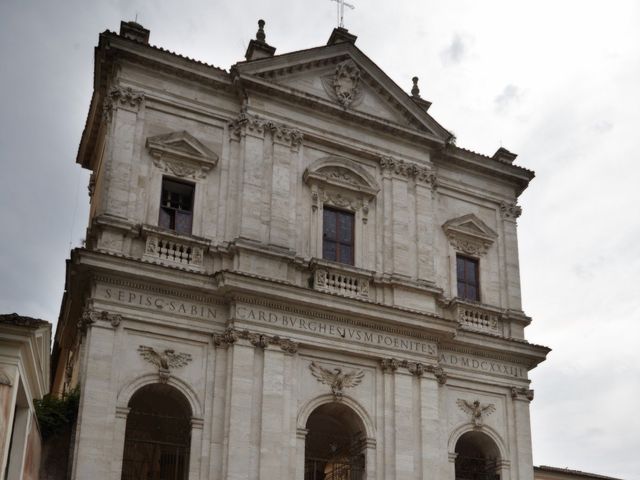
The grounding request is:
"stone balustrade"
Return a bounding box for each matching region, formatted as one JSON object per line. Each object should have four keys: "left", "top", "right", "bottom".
{"left": 141, "top": 227, "right": 207, "bottom": 271}
{"left": 312, "top": 263, "right": 371, "bottom": 299}
{"left": 452, "top": 300, "right": 502, "bottom": 334}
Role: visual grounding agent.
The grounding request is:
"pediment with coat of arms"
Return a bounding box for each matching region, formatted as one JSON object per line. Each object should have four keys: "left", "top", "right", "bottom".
{"left": 233, "top": 39, "right": 449, "bottom": 141}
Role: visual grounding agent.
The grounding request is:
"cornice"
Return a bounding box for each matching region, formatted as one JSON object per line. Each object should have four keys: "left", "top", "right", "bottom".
{"left": 234, "top": 73, "right": 445, "bottom": 148}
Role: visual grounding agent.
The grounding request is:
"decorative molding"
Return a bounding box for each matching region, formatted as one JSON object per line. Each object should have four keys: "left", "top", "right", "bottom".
{"left": 380, "top": 358, "right": 447, "bottom": 384}
{"left": 212, "top": 328, "right": 299, "bottom": 354}
{"left": 500, "top": 201, "right": 522, "bottom": 220}
{"left": 138, "top": 345, "right": 192, "bottom": 384}
{"left": 102, "top": 86, "right": 145, "bottom": 122}
{"left": 456, "top": 399, "right": 496, "bottom": 428}
{"left": 321, "top": 60, "right": 364, "bottom": 109}
{"left": 380, "top": 156, "right": 437, "bottom": 189}
{"left": 228, "top": 112, "right": 303, "bottom": 151}
{"left": 0, "top": 370, "right": 12, "bottom": 387}
{"left": 442, "top": 214, "right": 498, "bottom": 256}
{"left": 80, "top": 308, "right": 123, "bottom": 331}
{"left": 380, "top": 358, "right": 399, "bottom": 373}
{"left": 510, "top": 387, "right": 534, "bottom": 401}
{"left": 146, "top": 130, "right": 219, "bottom": 180}
{"left": 309, "top": 361, "right": 365, "bottom": 400}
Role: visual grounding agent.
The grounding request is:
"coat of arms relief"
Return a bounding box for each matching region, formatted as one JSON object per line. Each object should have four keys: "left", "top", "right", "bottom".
{"left": 322, "top": 60, "right": 365, "bottom": 109}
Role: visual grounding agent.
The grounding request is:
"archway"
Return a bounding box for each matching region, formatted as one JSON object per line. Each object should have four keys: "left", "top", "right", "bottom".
{"left": 121, "top": 383, "right": 192, "bottom": 480}
{"left": 454, "top": 430, "right": 501, "bottom": 480}
{"left": 305, "top": 402, "right": 366, "bottom": 480}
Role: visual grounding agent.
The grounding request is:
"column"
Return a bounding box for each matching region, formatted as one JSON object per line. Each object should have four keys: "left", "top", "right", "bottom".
{"left": 501, "top": 203, "right": 523, "bottom": 310}
{"left": 71, "top": 324, "right": 117, "bottom": 480}
{"left": 414, "top": 171, "right": 436, "bottom": 283}
{"left": 420, "top": 373, "right": 447, "bottom": 480}
{"left": 234, "top": 117, "right": 268, "bottom": 242}
{"left": 258, "top": 346, "right": 287, "bottom": 479}
{"left": 100, "top": 87, "right": 145, "bottom": 220}
{"left": 110, "top": 406, "right": 129, "bottom": 480}
{"left": 381, "top": 360, "right": 397, "bottom": 480}
{"left": 268, "top": 127, "right": 301, "bottom": 249}
{"left": 511, "top": 389, "right": 535, "bottom": 480}
{"left": 223, "top": 341, "right": 256, "bottom": 480}
{"left": 394, "top": 371, "right": 415, "bottom": 480}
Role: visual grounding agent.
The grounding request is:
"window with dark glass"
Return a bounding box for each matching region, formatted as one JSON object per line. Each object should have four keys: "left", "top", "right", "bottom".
{"left": 456, "top": 255, "right": 480, "bottom": 301}
{"left": 323, "top": 207, "right": 354, "bottom": 265}
{"left": 159, "top": 178, "right": 194, "bottom": 235}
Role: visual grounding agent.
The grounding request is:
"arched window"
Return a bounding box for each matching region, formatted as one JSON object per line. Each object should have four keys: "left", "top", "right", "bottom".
{"left": 121, "top": 383, "right": 191, "bottom": 480}
{"left": 305, "top": 402, "right": 366, "bottom": 480}
{"left": 454, "top": 431, "right": 501, "bottom": 480}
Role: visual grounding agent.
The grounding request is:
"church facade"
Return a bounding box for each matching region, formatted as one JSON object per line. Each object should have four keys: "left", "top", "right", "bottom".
{"left": 51, "top": 20, "right": 549, "bottom": 480}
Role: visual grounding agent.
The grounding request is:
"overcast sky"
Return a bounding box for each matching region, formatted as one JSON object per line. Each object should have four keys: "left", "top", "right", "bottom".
{"left": 1, "top": 0, "right": 639, "bottom": 478}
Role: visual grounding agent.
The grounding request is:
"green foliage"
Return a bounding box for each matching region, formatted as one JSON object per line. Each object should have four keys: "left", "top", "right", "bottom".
{"left": 34, "top": 387, "right": 80, "bottom": 439}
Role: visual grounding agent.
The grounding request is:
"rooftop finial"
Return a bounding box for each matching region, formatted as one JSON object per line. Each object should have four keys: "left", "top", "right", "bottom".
{"left": 411, "top": 76, "right": 420, "bottom": 98}
{"left": 256, "top": 19, "right": 266, "bottom": 42}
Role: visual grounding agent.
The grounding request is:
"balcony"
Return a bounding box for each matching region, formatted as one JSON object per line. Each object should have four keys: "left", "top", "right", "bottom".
{"left": 310, "top": 260, "right": 372, "bottom": 300}
{"left": 450, "top": 300, "right": 502, "bottom": 334}
{"left": 141, "top": 226, "right": 209, "bottom": 271}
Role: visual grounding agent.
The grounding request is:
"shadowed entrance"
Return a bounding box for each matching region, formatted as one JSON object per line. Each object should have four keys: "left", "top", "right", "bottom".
{"left": 455, "top": 431, "right": 501, "bottom": 480}
{"left": 305, "top": 402, "right": 366, "bottom": 480}
{"left": 121, "top": 383, "right": 191, "bottom": 480}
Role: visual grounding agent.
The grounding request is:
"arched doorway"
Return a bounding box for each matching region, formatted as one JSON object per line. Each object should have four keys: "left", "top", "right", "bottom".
{"left": 305, "top": 402, "right": 366, "bottom": 480}
{"left": 121, "top": 383, "right": 192, "bottom": 480}
{"left": 454, "top": 431, "right": 501, "bottom": 480}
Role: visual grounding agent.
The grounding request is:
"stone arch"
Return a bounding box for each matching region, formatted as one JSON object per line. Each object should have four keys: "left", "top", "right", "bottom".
{"left": 447, "top": 424, "right": 507, "bottom": 460}
{"left": 449, "top": 426, "right": 508, "bottom": 480}
{"left": 297, "top": 393, "right": 376, "bottom": 440}
{"left": 117, "top": 373, "right": 203, "bottom": 419}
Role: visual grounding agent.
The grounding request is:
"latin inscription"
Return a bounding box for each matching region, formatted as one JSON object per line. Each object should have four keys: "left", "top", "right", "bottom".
{"left": 439, "top": 352, "right": 525, "bottom": 378}
{"left": 96, "top": 285, "right": 220, "bottom": 320}
{"left": 236, "top": 306, "right": 437, "bottom": 356}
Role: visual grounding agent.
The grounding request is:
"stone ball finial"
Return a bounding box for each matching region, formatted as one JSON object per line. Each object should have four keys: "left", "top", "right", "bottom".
{"left": 256, "top": 19, "right": 266, "bottom": 42}
{"left": 411, "top": 76, "right": 420, "bottom": 98}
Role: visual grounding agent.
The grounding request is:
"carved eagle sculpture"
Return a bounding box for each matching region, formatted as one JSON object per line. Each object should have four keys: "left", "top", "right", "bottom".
{"left": 456, "top": 399, "right": 496, "bottom": 427}
{"left": 138, "top": 346, "right": 192, "bottom": 371}
{"left": 309, "top": 361, "right": 365, "bottom": 400}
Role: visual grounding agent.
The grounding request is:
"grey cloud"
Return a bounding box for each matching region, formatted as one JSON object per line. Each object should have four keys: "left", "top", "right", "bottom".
{"left": 592, "top": 119, "right": 613, "bottom": 133}
{"left": 440, "top": 34, "right": 467, "bottom": 65}
{"left": 494, "top": 84, "right": 521, "bottom": 113}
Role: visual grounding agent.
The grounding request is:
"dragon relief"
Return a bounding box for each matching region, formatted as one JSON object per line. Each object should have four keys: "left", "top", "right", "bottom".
{"left": 309, "top": 361, "right": 365, "bottom": 401}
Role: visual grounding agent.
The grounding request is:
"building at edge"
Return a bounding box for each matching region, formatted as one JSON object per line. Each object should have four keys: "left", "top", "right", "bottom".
{"left": 50, "top": 20, "right": 550, "bottom": 480}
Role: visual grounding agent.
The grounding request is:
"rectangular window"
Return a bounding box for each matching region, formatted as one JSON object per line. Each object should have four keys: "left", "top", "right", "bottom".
{"left": 456, "top": 255, "right": 480, "bottom": 301}
{"left": 159, "top": 178, "right": 194, "bottom": 235}
{"left": 323, "top": 207, "right": 354, "bottom": 265}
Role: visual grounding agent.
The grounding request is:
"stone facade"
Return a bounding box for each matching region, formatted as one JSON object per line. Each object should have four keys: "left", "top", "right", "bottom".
{"left": 51, "top": 20, "right": 549, "bottom": 480}
{"left": 0, "top": 314, "right": 51, "bottom": 480}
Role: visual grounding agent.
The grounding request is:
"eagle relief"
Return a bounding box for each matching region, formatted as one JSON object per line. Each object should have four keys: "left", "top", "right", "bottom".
{"left": 138, "top": 345, "right": 192, "bottom": 383}
{"left": 456, "top": 399, "right": 496, "bottom": 428}
{"left": 309, "top": 361, "right": 365, "bottom": 400}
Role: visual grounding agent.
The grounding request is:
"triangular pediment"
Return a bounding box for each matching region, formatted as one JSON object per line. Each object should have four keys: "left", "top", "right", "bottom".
{"left": 234, "top": 42, "right": 449, "bottom": 141}
{"left": 443, "top": 214, "right": 497, "bottom": 239}
{"left": 146, "top": 131, "right": 217, "bottom": 163}
{"left": 442, "top": 214, "right": 498, "bottom": 256}
{"left": 146, "top": 131, "right": 219, "bottom": 180}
